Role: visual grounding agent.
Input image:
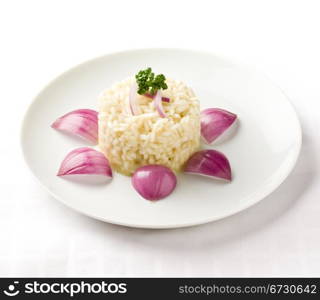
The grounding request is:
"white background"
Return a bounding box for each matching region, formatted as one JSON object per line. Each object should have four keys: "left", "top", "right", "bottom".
{"left": 0, "top": 0, "right": 319, "bottom": 277}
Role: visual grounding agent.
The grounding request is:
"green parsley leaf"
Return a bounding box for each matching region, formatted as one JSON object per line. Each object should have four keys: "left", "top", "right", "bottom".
{"left": 135, "top": 67, "right": 168, "bottom": 95}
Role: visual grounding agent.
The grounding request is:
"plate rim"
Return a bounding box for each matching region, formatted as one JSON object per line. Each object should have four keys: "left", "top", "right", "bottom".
{"left": 20, "top": 47, "right": 302, "bottom": 229}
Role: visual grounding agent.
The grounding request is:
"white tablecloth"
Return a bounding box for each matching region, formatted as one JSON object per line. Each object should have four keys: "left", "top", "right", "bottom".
{"left": 1, "top": 0, "right": 319, "bottom": 277}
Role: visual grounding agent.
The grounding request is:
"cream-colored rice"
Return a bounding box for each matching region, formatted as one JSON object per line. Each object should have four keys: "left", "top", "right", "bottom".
{"left": 98, "top": 77, "right": 200, "bottom": 175}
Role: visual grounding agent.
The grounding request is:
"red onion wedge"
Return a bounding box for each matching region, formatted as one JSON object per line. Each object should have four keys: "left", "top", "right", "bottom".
{"left": 201, "top": 108, "right": 237, "bottom": 145}
{"left": 184, "top": 150, "right": 232, "bottom": 181}
{"left": 51, "top": 109, "right": 98, "bottom": 144}
{"left": 154, "top": 90, "right": 167, "bottom": 118}
{"left": 129, "top": 83, "right": 141, "bottom": 115}
{"left": 57, "top": 147, "right": 112, "bottom": 179}
{"left": 132, "top": 165, "right": 177, "bottom": 201}
{"left": 144, "top": 93, "right": 170, "bottom": 103}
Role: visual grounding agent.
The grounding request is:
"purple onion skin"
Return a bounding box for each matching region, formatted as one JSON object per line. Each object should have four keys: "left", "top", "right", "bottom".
{"left": 132, "top": 165, "right": 177, "bottom": 201}
{"left": 57, "top": 147, "right": 112, "bottom": 178}
{"left": 201, "top": 108, "right": 237, "bottom": 144}
{"left": 51, "top": 109, "right": 98, "bottom": 143}
{"left": 184, "top": 150, "right": 232, "bottom": 181}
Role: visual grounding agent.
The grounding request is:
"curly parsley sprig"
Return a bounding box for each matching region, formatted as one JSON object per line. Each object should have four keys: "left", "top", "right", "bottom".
{"left": 135, "top": 67, "right": 168, "bottom": 95}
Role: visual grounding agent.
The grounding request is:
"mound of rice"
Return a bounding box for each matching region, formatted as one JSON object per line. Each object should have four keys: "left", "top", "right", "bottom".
{"left": 98, "top": 77, "right": 200, "bottom": 175}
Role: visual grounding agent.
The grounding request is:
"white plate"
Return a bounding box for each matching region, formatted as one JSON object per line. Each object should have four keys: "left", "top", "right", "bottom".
{"left": 21, "top": 49, "right": 301, "bottom": 229}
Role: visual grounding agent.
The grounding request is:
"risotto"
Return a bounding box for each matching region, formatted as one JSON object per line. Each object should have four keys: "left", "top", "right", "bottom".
{"left": 53, "top": 66, "right": 235, "bottom": 201}
{"left": 98, "top": 77, "right": 200, "bottom": 175}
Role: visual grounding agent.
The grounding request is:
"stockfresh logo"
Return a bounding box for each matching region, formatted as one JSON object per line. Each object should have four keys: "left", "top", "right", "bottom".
{"left": 3, "top": 281, "right": 20, "bottom": 297}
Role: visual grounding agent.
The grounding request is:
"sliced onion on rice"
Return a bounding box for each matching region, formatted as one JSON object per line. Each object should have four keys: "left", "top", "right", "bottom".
{"left": 144, "top": 93, "right": 170, "bottom": 102}
{"left": 129, "top": 83, "right": 141, "bottom": 115}
{"left": 154, "top": 90, "right": 167, "bottom": 118}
